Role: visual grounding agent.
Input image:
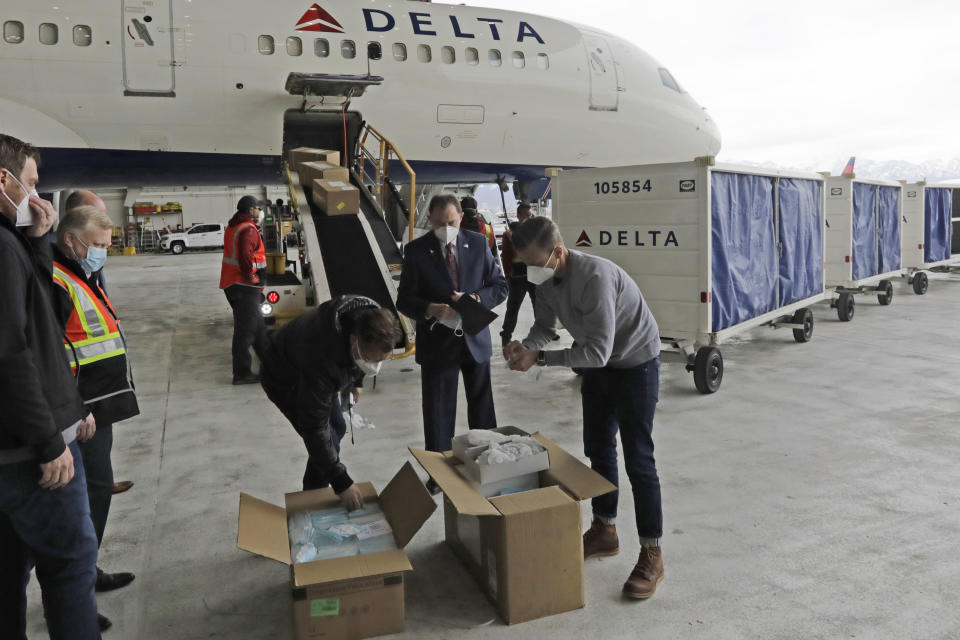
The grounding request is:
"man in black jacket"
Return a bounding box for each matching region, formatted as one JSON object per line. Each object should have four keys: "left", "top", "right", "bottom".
{"left": 52, "top": 205, "right": 141, "bottom": 630}
{"left": 0, "top": 134, "right": 101, "bottom": 638}
{"left": 260, "top": 296, "right": 400, "bottom": 511}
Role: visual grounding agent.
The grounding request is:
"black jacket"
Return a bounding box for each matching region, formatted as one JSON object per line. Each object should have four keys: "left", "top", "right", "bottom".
{"left": 51, "top": 246, "right": 140, "bottom": 425}
{"left": 260, "top": 295, "right": 375, "bottom": 493}
{"left": 0, "top": 215, "right": 85, "bottom": 463}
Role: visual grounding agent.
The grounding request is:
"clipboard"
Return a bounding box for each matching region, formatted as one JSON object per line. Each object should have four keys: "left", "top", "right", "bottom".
{"left": 451, "top": 295, "right": 498, "bottom": 336}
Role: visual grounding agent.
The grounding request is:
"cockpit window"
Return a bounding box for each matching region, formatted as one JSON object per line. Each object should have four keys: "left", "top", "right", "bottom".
{"left": 659, "top": 68, "right": 682, "bottom": 93}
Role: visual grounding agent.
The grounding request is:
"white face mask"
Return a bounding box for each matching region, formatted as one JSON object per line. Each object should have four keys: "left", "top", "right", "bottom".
{"left": 352, "top": 340, "right": 382, "bottom": 377}
{"left": 433, "top": 312, "right": 464, "bottom": 337}
{"left": 526, "top": 250, "right": 558, "bottom": 285}
{"left": 433, "top": 225, "right": 459, "bottom": 246}
{"left": 2, "top": 172, "right": 38, "bottom": 227}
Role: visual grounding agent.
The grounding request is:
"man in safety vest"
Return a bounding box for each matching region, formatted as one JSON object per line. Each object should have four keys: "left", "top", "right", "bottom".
{"left": 219, "top": 195, "right": 268, "bottom": 385}
{"left": 460, "top": 196, "right": 500, "bottom": 259}
{"left": 52, "top": 204, "right": 140, "bottom": 633}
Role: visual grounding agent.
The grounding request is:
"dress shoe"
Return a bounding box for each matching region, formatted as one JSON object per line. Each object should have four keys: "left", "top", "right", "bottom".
{"left": 232, "top": 374, "right": 260, "bottom": 385}
{"left": 583, "top": 519, "right": 620, "bottom": 559}
{"left": 623, "top": 545, "right": 664, "bottom": 600}
{"left": 112, "top": 481, "right": 134, "bottom": 495}
{"left": 98, "top": 614, "right": 112, "bottom": 631}
{"left": 425, "top": 478, "right": 442, "bottom": 496}
{"left": 96, "top": 569, "right": 135, "bottom": 593}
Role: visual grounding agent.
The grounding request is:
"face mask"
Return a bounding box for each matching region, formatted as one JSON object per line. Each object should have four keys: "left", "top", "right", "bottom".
{"left": 526, "top": 251, "right": 558, "bottom": 286}
{"left": 429, "top": 312, "right": 464, "bottom": 337}
{"left": 77, "top": 239, "right": 108, "bottom": 274}
{"left": 353, "top": 340, "right": 382, "bottom": 377}
{"left": 433, "top": 225, "right": 458, "bottom": 245}
{"left": 2, "top": 172, "right": 37, "bottom": 227}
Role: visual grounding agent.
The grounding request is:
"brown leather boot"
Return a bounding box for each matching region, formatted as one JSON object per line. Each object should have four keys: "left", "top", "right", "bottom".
{"left": 623, "top": 545, "right": 664, "bottom": 599}
{"left": 583, "top": 519, "right": 620, "bottom": 559}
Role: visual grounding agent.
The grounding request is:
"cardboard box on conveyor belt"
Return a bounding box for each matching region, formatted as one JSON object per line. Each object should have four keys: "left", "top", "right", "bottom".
{"left": 311, "top": 179, "right": 360, "bottom": 215}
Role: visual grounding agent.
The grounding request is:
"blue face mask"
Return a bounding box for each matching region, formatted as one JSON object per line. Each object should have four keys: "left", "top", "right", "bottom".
{"left": 75, "top": 236, "right": 107, "bottom": 273}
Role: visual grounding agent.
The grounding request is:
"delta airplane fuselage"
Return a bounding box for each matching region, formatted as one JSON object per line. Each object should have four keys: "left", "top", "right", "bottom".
{"left": 0, "top": 0, "right": 721, "bottom": 190}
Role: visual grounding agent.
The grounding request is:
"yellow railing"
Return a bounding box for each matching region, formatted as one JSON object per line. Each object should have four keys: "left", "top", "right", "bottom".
{"left": 358, "top": 124, "right": 417, "bottom": 242}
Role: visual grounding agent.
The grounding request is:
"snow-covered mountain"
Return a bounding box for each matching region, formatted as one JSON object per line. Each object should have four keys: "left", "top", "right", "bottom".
{"left": 727, "top": 157, "right": 960, "bottom": 183}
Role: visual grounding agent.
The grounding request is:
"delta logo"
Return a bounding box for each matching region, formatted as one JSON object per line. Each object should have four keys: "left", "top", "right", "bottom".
{"left": 575, "top": 229, "right": 680, "bottom": 248}
{"left": 296, "top": 4, "right": 344, "bottom": 33}
{"left": 296, "top": 4, "right": 546, "bottom": 43}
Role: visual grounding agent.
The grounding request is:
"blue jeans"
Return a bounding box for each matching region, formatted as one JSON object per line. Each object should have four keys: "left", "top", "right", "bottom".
{"left": 581, "top": 357, "right": 663, "bottom": 540}
{"left": 0, "top": 441, "right": 100, "bottom": 640}
{"left": 303, "top": 394, "right": 347, "bottom": 490}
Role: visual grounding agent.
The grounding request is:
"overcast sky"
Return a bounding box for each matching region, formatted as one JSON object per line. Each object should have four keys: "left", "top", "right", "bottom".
{"left": 439, "top": 0, "right": 960, "bottom": 171}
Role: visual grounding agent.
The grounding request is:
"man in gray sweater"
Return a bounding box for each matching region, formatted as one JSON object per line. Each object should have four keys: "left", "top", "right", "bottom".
{"left": 504, "top": 217, "right": 664, "bottom": 600}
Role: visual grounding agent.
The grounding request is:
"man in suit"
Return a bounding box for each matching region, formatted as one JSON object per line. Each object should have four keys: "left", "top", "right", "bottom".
{"left": 397, "top": 194, "right": 508, "bottom": 493}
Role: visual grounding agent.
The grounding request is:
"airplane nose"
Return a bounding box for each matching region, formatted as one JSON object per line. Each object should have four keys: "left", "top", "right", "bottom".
{"left": 700, "top": 113, "right": 722, "bottom": 156}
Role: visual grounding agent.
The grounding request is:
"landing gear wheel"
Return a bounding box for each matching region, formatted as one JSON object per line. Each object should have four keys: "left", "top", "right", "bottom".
{"left": 692, "top": 347, "right": 723, "bottom": 395}
{"left": 912, "top": 271, "right": 928, "bottom": 295}
{"left": 792, "top": 308, "right": 814, "bottom": 343}
{"left": 877, "top": 280, "right": 894, "bottom": 306}
{"left": 171, "top": 241, "right": 185, "bottom": 255}
{"left": 836, "top": 293, "right": 855, "bottom": 322}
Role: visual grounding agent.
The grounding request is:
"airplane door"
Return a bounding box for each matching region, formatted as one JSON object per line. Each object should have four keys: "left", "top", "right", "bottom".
{"left": 122, "top": 0, "right": 176, "bottom": 97}
{"left": 583, "top": 34, "right": 619, "bottom": 111}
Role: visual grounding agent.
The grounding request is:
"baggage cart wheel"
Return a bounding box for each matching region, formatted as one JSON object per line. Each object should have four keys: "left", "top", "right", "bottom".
{"left": 912, "top": 271, "right": 928, "bottom": 295}
{"left": 792, "top": 308, "right": 814, "bottom": 343}
{"left": 693, "top": 347, "right": 723, "bottom": 395}
{"left": 877, "top": 280, "right": 894, "bottom": 306}
{"left": 836, "top": 292, "right": 855, "bottom": 322}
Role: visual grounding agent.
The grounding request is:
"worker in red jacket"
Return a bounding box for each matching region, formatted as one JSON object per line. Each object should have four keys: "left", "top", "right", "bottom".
{"left": 460, "top": 196, "right": 499, "bottom": 259}
{"left": 219, "top": 196, "right": 268, "bottom": 385}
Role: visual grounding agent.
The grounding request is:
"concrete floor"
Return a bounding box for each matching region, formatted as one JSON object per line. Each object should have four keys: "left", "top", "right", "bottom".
{"left": 26, "top": 252, "right": 960, "bottom": 639}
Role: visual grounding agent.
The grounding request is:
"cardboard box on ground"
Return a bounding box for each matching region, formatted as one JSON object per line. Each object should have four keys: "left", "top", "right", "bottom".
{"left": 411, "top": 431, "right": 616, "bottom": 625}
{"left": 237, "top": 463, "right": 436, "bottom": 640}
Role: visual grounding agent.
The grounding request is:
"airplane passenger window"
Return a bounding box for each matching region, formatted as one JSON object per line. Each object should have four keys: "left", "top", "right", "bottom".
{"left": 341, "top": 40, "right": 356, "bottom": 59}
{"left": 441, "top": 46, "right": 455, "bottom": 64}
{"left": 314, "top": 38, "right": 329, "bottom": 58}
{"left": 418, "top": 44, "right": 432, "bottom": 63}
{"left": 40, "top": 23, "right": 58, "bottom": 46}
{"left": 537, "top": 53, "right": 550, "bottom": 70}
{"left": 4, "top": 21, "right": 24, "bottom": 44}
{"left": 659, "top": 68, "right": 682, "bottom": 92}
{"left": 393, "top": 43, "right": 407, "bottom": 62}
{"left": 465, "top": 47, "right": 479, "bottom": 66}
{"left": 488, "top": 49, "right": 502, "bottom": 67}
{"left": 73, "top": 25, "right": 93, "bottom": 47}
{"left": 258, "top": 35, "right": 275, "bottom": 55}
{"left": 286, "top": 36, "right": 302, "bottom": 56}
{"left": 367, "top": 42, "right": 382, "bottom": 61}
{"left": 512, "top": 51, "right": 525, "bottom": 69}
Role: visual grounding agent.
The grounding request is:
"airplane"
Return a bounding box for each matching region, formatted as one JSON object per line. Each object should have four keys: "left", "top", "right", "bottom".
{"left": 841, "top": 156, "right": 856, "bottom": 177}
{"left": 0, "top": 0, "right": 722, "bottom": 198}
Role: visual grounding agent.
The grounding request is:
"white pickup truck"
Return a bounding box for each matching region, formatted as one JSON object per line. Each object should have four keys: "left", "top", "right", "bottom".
{"left": 160, "top": 223, "right": 226, "bottom": 254}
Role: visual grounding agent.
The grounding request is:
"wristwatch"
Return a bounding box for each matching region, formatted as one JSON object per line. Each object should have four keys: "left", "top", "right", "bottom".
{"left": 536, "top": 350, "right": 547, "bottom": 367}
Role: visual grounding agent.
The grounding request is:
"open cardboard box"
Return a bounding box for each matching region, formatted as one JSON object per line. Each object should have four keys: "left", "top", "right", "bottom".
{"left": 411, "top": 433, "right": 616, "bottom": 625}
{"left": 237, "top": 462, "right": 436, "bottom": 640}
{"left": 451, "top": 426, "right": 551, "bottom": 485}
